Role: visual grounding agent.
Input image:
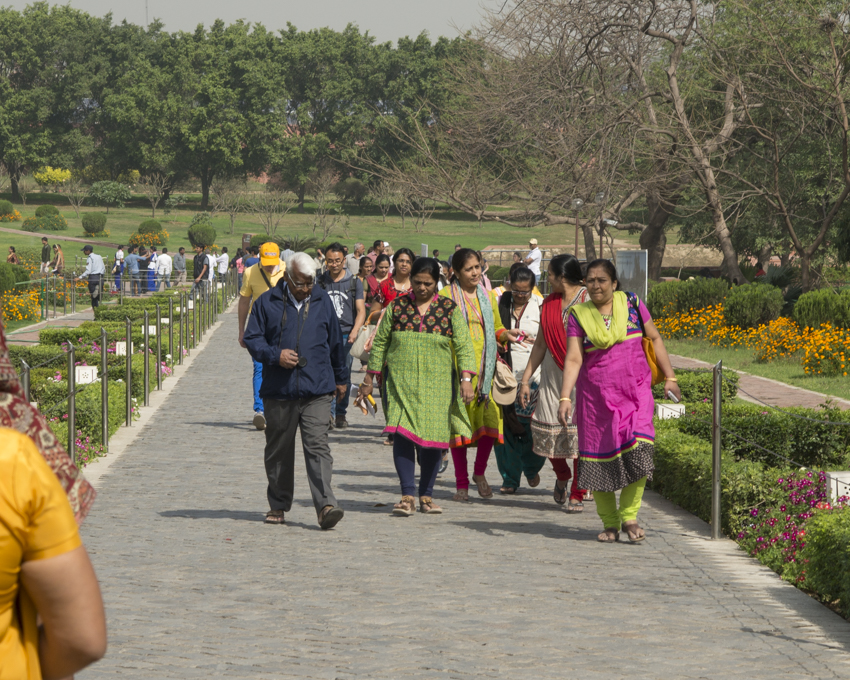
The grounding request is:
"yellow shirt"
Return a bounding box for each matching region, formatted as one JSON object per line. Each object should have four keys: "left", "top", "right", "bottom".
{"left": 0, "top": 429, "right": 82, "bottom": 680}
{"left": 239, "top": 263, "right": 286, "bottom": 312}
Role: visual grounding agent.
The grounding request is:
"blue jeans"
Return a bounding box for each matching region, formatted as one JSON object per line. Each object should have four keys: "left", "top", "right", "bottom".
{"left": 330, "top": 341, "right": 354, "bottom": 420}
{"left": 156, "top": 273, "right": 171, "bottom": 291}
{"left": 394, "top": 434, "right": 443, "bottom": 497}
{"left": 252, "top": 358, "right": 263, "bottom": 413}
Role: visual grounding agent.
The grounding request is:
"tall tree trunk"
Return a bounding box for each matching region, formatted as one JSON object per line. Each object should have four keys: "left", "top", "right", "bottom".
{"left": 200, "top": 174, "right": 211, "bottom": 211}
{"left": 582, "top": 222, "right": 598, "bottom": 261}
{"left": 640, "top": 191, "right": 678, "bottom": 280}
{"left": 297, "top": 183, "right": 306, "bottom": 213}
{"left": 800, "top": 252, "right": 812, "bottom": 292}
{"left": 10, "top": 175, "right": 20, "bottom": 204}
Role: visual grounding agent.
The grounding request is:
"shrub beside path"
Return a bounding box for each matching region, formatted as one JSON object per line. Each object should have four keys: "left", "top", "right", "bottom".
{"left": 670, "top": 354, "right": 850, "bottom": 411}
{"left": 75, "top": 309, "right": 850, "bottom": 678}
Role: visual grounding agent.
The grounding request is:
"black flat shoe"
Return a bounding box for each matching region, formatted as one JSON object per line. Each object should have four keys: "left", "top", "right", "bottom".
{"left": 319, "top": 506, "right": 344, "bottom": 530}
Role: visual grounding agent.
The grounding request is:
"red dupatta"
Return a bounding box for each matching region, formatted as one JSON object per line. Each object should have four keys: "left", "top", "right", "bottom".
{"left": 541, "top": 292, "right": 568, "bottom": 371}
{"left": 541, "top": 287, "right": 588, "bottom": 371}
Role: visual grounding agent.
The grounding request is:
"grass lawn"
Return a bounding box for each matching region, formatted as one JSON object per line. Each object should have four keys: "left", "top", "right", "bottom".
{"left": 0, "top": 191, "right": 643, "bottom": 272}
{"left": 664, "top": 337, "right": 850, "bottom": 402}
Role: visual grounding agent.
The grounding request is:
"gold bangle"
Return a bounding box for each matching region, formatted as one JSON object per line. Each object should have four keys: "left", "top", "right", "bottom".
{"left": 665, "top": 377, "right": 677, "bottom": 382}
{"left": 559, "top": 397, "right": 571, "bottom": 403}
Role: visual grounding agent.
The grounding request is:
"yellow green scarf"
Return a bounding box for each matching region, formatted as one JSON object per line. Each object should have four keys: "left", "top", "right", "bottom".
{"left": 570, "top": 291, "right": 629, "bottom": 349}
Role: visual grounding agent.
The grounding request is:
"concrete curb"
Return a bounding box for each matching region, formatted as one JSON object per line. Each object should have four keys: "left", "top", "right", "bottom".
{"left": 83, "top": 300, "right": 238, "bottom": 489}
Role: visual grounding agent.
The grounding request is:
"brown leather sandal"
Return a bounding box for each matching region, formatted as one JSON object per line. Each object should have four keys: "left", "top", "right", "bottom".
{"left": 392, "top": 495, "right": 416, "bottom": 516}
{"left": 419, "top": 496, "right": 443, "bottom": 514}
{"left": 597, "top": 528, "right": 620, "bottom": 543}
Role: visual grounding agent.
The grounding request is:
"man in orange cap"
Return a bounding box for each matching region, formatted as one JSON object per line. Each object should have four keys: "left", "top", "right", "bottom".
{"left": 238, "top": 242, "right": 286, "bottom": 430}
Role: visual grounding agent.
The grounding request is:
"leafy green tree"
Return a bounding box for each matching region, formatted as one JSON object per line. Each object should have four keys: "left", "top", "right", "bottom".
{"left": 88, "top": 181, "right": 131, "bottom": 213}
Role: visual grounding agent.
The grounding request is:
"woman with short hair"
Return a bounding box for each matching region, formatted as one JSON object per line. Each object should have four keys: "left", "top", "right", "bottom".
{"left": 558, "top": 259, "right": 681, "bottom": 542}
{"left": 439, "top": 248, "right": 523, "bottom": 501}
{"left": 361, "top": 258, "right": 476, "bottom": 515}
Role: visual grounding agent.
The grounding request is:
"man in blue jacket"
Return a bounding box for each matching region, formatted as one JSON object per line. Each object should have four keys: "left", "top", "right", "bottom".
{"left": 243, "top": 252, "right": 348, "bottom": 529}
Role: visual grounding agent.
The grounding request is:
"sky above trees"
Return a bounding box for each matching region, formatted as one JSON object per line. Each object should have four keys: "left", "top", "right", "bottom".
{"left": 3, "top": 0, "right": 490, "bottom": 42}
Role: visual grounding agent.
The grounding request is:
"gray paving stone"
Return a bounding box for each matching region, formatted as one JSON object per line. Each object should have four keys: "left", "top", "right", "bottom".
{"left": 78, "top": 309, "right": 850, "bottom": 679}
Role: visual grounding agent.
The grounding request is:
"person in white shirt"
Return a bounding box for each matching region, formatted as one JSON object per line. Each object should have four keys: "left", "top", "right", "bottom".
{"left": 156, "top": 247, "right": 173, "bottom": 290}
{"left": 217, "top": 247, "right": 229, "bottom": 282}
{"left": 206, "top": 251, "right": 217, "bottom": 289}
{"left": 112, "top": 245, "right": 124, "bottom": 292}
{"left": 524, "top": 238, "right": 543, "bottom": 285}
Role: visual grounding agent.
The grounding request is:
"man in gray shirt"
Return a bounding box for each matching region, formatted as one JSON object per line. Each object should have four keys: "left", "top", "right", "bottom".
{"left": 76, "top": 245, "right": 106, "bottom": 308}
{"left": 173, "top": 247, "right": 187, "bottom": 286}
{"left": 345, "top": 242, "right": 364, "bottom": 277}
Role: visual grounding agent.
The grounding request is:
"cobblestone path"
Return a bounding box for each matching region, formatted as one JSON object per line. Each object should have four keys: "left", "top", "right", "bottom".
{"left": 79, "top": 309, "right": 850, "bottom": 679}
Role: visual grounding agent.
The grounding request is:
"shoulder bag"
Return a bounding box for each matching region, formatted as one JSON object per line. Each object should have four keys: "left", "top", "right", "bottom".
{"left": 628, "top": 292, "right": 663, "bottom": 386}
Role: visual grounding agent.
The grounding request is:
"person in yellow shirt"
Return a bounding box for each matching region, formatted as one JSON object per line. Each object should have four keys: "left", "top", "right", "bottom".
{"left": 0, "top": 428, "right": 107, "bottom": 680}
{"left": 238, "top": 242, "right": 286, "bottom": 431}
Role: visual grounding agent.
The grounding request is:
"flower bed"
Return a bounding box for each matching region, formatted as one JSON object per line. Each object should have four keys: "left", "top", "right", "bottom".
{"left": 653, "top": 408, "right": 850, "bottom": 618}
{"left": 654, "top": 304, "right": 849, "bottom": 376}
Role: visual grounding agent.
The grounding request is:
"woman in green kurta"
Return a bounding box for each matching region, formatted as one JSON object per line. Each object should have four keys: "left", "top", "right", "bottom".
{"left": 439, "top": 248, "right": 522, "bottom": 502}
{"left": 361, "top": 258, "right": 476, "bottom": 516}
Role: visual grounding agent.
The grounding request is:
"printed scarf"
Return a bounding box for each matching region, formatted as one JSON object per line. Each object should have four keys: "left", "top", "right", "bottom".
{"left": 450, "top": 281, "right": 497, "bottom": 400}
{"left": 570, "top": 290, "right": 629, "bottom": 350}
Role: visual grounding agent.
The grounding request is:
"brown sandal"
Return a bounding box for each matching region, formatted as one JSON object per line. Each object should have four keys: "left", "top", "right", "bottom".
{"left": 471, "top": 474, "right": 494, "bottom": 499}
{"left": 452, "top": 489, "right": 471, "bottom": 503}
{"left": 597, "top": 528, "right": 620, "bottom": 543}
{"left": 419, "top": 496, "right": 443, "bottom": 514}
{"left": 528, "top": 473, "right": 541, "bottom": 488}
{"left": 622, "top": 521, "right": 646, "bottom": 543}
{"left": 264, "top": 510, "right": 285, "bottom": 524}
{"left": 392, "top": 495, "right": 416, "bottom": 516}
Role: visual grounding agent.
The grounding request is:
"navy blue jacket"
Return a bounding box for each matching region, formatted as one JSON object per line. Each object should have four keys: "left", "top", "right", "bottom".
{"left": 243, "top": 280, "right": 349, "bottom": 401}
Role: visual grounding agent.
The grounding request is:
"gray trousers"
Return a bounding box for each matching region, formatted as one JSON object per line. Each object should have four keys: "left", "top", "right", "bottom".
{"left": 263, "top": 394, "right": 337, "bottom": 516}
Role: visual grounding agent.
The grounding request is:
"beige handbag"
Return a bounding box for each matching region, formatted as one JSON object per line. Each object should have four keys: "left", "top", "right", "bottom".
{"left": 492, "top": 357, "right": 519, "bottom": 406}
{"left": 350, "top": 324, "right": 375, "bottom": 362}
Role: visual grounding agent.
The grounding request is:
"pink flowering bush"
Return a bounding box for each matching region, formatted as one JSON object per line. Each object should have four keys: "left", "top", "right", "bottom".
{"left": 736, "top": 471, "right": 849, "bottom": 586}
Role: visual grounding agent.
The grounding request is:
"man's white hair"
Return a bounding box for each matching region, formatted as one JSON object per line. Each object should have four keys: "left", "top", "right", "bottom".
{"left": 288, "top": 252, "right": 317, "bottom": 278}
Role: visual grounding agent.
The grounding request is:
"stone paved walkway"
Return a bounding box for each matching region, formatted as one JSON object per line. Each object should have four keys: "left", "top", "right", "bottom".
{"left": 78, "top": 309, "right": 850, "bottom": 679}
{"left": 670, "top": 354, "right": 850, "bottom": 411}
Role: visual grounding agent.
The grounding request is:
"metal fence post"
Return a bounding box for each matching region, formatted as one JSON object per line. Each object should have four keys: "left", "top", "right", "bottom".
{"left": 168, "top": 297, "right": 174, "bottom": 361}
{"left": 179, "top": 292, "right": 184, "bottom": 363}
{"left": 20, "top": 359, "right": 31, "bottom": 403}
{"left": 68, "top": 345, "right": 76, "bottom": 466}
{"left": 192, "top": 287, "right": 198, "bottom": 348}
{"left": 101, "top": 327, "right": 109, "bottom": 452}
{"left": 711, "top": 360, "right": 723, "bottom": 540}
{"left": 156, "top": 304, "right": 162, "bottom": 390}
{"left": 52, "top": 275, "right": 56, "bottom": 318}
{"left": 125, "top": 317, "right": 132, "bottom": 426}
{"left": 143, "top": 309, "right": 150, "bottom": 406}
{"left": 63, "top": 276, "right": 67, "bottom": 317}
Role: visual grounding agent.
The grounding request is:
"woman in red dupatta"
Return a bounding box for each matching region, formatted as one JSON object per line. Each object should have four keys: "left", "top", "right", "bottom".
{"left": 518, "top": 254, "right": 590, "bottom": 512}
{"left": 0, "top": 315, "right": 95, "bottom": 524}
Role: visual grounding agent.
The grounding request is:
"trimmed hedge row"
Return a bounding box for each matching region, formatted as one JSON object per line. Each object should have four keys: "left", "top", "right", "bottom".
{"left": 646, "top": 278, "right": 729, "bottom": 318}
{"left": 794, "top": 288, "right": 850, "bottom": 330}
{"left": 802, "top": 510, "right": 850, "bottom": 618}
{"left": 651, "top": 421, "right": 787, "bottom": 537}
{"left": 651, "top": 369, "right": 738, "bottom": 403}
{"left": 678, "top": 402, "right": 850, "bottom": 470}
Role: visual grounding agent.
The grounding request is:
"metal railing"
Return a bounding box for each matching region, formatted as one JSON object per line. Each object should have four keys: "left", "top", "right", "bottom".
{"left": 16, "top": 269, "right": 238, "bottom": 467}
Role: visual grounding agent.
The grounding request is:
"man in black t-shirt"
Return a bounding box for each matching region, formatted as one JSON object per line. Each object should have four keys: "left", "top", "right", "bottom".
{"left": 318, "top": 242, "right": 365, "bottom": 429}
{"left": 40, "top": 237, "right": 50, "bottom": 276}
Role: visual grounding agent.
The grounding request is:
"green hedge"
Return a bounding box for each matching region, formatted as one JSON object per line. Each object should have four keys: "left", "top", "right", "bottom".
{"left": 22, "top": 214, "right": 68, "bottom": 231}
{"left": 35, "top": 204, "right": 60, "bottom": 218}
{"left": 139, "top": 219, "right": 163, "bottom": 234}
{"left": 0, "top": 262, "right": 29, "bottom": 294}
{"left": 651, "top": 421, "right": 787, "bottom": 537}
{"left": 794, "top": 288, "right": 850, "bottom": 330}
{"left": 651, "top": 369, "right": 738, "bottom": 403}
{"left": 39, "top": 322, "right": 168, "bottom": 354}
{"left": 94, "top": 305, "right": 185, "bottom": 323}
{"left": 82, "top": 212, "right": 107, "bottom": 234}
{"left": 677, "top": 402, "right": 850, "bottom": 470}
{"left": 723, "top": 283, "right": 784, "bottom": 329}
{"left": 647, "top": 278, "right": 729, "bottom": 318}
{"left": 801, "top": 509, "right": 850, "bottom": 618}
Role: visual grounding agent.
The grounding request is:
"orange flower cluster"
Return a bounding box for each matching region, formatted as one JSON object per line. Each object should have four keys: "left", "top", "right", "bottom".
{"left": 129, "top": 230, "right": 169, "bottom": 248}
{"left": 1, "top": 290, "right": 40, "bottom": 322}
{"left": 0, "top": 209, "right": 22, "bottom": 222}
{"left": 802, "top": 324, "right": 850, "bottom": 377}
{"left": 657, "top": 304, "right": 849, "bottom": 376}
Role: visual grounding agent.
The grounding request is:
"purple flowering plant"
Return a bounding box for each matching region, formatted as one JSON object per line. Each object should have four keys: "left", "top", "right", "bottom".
{"left": 736, "top": 470, "right": 849, "bottom": 584}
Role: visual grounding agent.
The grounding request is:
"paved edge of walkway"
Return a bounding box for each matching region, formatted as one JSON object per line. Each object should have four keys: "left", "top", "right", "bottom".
{"left": 0, "top": 224, "right": 118, "bottom": 248}
{"left": 643, "top": 489, "right": 850, "bottom": 649}
{"left": 670, "top": 353, "right": 850, "bottom": 410}
{"left": 82, "top": 301, "right": 237, "bottom": 489}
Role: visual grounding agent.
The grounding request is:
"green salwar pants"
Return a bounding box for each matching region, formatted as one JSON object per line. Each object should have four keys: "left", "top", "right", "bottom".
{"left": 494, "top": 419, "right": 546, "bottom": 490}
{"left": 594, "top": 477, "right": 647, "bottom": 529}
